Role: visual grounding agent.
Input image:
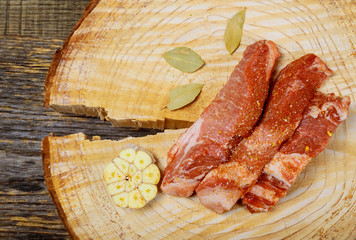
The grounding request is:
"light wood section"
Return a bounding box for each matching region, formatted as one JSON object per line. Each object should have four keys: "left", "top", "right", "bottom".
{"left": 44, "top": 0, "right": 356, "bottom": 129}
{"left": 42, "top": 0, "right": 355, "bottom": 238}
{"left": 42, "top": 123, "right": 356, "bottom": 239}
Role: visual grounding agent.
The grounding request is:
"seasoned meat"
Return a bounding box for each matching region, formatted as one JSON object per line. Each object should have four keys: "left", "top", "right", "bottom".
{"left": 161, "top": 40, "right": 280, "bottom": 197}
{"left": 243, "top": 92, "right": 350, "bottom": 213}
{"left": 196, "top": 54, "right": 332, "bottom": 213}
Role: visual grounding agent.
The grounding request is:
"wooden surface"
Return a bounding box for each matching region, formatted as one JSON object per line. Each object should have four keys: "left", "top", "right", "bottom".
{"left": 43, "top": 129, "right": 356, "bottom": 239}
{"left": 43, "top": 0, "right": 356, "bottom": 239}
{"left": 42, "top": 131, "right": 183, "bottom": 240}
{"left": 45, "top": 0, "right": 356, "bottom": 130}
{"left": 0, "top": 1, "right": 160, "bottom": 239}
{"left": 1, "top": 0, "right": 355, "bottom": 239}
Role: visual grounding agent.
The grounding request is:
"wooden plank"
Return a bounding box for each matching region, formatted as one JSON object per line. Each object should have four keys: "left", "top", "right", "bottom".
{"left": 0, "top": 1, "right": 99, "bottom": 238}
{"left": 0, "top": 36, "right": 149, "bottom": 239}
{"left": 0, "top": 0, "right": 90, "bottom": 38}
{"left": 0, "top": 35, "right": 161, "bottom": 239}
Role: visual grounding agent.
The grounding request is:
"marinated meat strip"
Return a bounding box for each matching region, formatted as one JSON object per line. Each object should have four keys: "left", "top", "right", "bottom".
{"left": 196, "top": 54, "right": 332, "bottom": 213}
{"left": 161, "top": 40, "right": 280, "bottom": 197}
{"left": 243, "top": 92, "right": 350, "bottom": 213}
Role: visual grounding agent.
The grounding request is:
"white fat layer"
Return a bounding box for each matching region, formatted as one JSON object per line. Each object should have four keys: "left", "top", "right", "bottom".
{"left": 309, "top": 56, "right": 332, "bottom": 76}
{"left": 181, "top": 117, "right": 204, "bottom": 158}
{"left": 263, "top": 152, "right": 310, "bottom": 187}
{"left": 169, "top": 117, "right": 204, "bottom": 167}
{"left": 169, "top": 118, "right": 204, "bottom": 176}
{"left": 286, "top": 79, "right": 305, "bottom": 94}
{"left": 321, "top": 102, "right": 348, "bottom": 122}
{"left": 308, "top": 105, "right": 321, "bottom": 118}
{"left": 308, "top": 99, "right": 348, "bottom": 122}
{"left": 249, "top": 184, "right": 276, "bottom": 202}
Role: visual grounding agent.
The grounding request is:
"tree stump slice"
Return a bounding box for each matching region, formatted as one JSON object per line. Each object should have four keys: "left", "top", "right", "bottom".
{"left": 44, "top": 0, "right": 355, "bottom": 129}
{"left": 42, "top": 0, "right": 356, "bottom": 239}
{"left": 42, "top": 128, "right": 355, "bottom": 239}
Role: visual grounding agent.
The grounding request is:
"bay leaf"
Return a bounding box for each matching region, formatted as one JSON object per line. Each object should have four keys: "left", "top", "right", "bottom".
{"left": 167, "top": 83, "right": 204, "bottom": 111}
{"left": 163, "top": 47, "right": 205, "bottom": 73}
{"left": 224, "top": 8, "right": 246, "bottom": 55}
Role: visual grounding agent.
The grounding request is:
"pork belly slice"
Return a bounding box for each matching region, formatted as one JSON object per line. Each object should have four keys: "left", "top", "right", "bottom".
{"left": 161, "top": 40, "right": 280, "bottom": 197}
{"left": 196, "top": 54, "right": 333, "bottom": 214}
{"left": 243, "top": 92, "right": 350, "bottom": 213}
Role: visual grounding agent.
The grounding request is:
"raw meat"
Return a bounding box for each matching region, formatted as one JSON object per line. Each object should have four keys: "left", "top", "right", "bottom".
{"left": 161, "top": 40, "right": 280, "bottom": 197}
{"left": 243, "top": 92, "right": 350, "bottom": 213}
{"left": 196, "top": 54, "right": 332, "bottom": 213}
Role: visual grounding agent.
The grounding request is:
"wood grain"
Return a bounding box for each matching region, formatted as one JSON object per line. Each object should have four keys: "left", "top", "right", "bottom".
{"left": 1, "top": 0, "right": 355, "bottom": 239}
{"left": 42, "top": 127, "right": 356, "bottom": 239}
{"left": 45, "top": 0, "right": 356, "bottom": 129}
{"left": 42, "top": 0, "right": 356, "bottom": 239}
{"left": 0, "top": 0, "right": 90, "bottom": 39}
{"left": 0, "top": 0, "right": 161, "bottom": 239}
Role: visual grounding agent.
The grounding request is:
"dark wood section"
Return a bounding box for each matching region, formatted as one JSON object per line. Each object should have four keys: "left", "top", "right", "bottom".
{"left": 0, "top": 1, "right": 160, "bottom": 238}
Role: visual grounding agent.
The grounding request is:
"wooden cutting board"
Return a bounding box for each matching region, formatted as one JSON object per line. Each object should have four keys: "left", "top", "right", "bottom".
{"left": 42, "top": 128, "right": 356, "bottom": 239}
{"left": 42, "top": 0, "right": 356, "bottom": 239}
{"left": 44, "top": 0, "right": 355, "bottom": 129}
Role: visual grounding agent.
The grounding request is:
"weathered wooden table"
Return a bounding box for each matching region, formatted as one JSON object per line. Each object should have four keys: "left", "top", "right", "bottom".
{"left": 1, "top": 0, "right": 355, "bottom": 239}
{"left": 0, "top": 1, "right": 160, "bottom": 238}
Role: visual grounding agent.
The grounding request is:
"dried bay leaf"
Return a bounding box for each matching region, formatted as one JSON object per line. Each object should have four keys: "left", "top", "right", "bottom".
{"left": 163, "top": 47, "right": 205, "bottom": 73}
{"left": 167, "top": 83, "right": 204, "bottom": 111}
{"left": 224, "top": 8, "right": 246, "bottom": 55}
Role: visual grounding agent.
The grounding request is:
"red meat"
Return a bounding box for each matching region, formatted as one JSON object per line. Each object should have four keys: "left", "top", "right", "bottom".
{"left": 161, "top": 40, "right": 280, "bottom": 197}
{"left": 196, "top": 54, "right": 332, "bottom": 213}
{"left": 243, "top": 92, "right": 350, "bottom": 213}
